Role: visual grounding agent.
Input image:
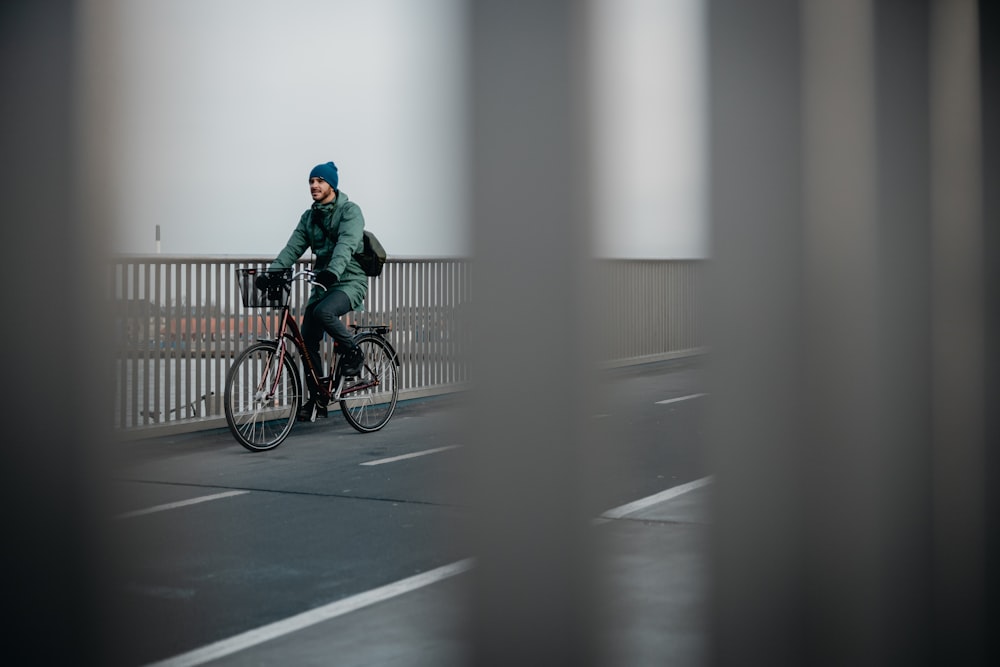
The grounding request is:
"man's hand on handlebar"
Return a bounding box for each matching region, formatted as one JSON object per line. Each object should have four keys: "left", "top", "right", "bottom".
{"left": 315, "top": 270, "right": 338, "bottom": 289}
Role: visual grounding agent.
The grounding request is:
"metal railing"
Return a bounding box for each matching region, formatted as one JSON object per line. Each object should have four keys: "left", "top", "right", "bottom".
{"left": 598, "top": 259, "right": 706, "bottom": 365}
{"left": 111, "top": 256, "right": 705, "bottom": 435}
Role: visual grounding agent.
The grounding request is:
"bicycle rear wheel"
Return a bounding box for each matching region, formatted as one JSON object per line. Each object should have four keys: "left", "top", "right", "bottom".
{"left": 339, "top": 335, "right": 399, "bottom": 433}
{"left": 225, "top": 341, "right": 301, "bottom": 451}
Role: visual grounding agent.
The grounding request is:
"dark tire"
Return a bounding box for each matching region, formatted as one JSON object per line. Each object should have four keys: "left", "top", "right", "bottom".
{"left": 339, "top": 335, "right": 399, "bottom": 433}
{"left": 224, "top": 341, "right": 301, "bottom": 451}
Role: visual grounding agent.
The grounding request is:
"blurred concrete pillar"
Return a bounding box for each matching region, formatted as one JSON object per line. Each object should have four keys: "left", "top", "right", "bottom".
{"left": 979, "top": 0, "right": 1000, "bottom": 661}
{"left": 929, "top": 0, "right": 986, "bottom": 662}
{"left": 872, "top": 0, "right": 935, "bottom": 663}
{"left": 708, "top": 0, "right": 989, "bottom": 664}
{"left": 463, "top": 0, "right": 605, "bottom": 665}
{"left": 706, "top": 0, "right": 809, "bottom": 663}
{"left": 800, "top": 3, "right": 884, "bottom": 661}
{"left": 1, "top": 0, "right": 115, "bottom": 663}
{"left": 77, "top": 0, "right": 125, "bottom": 660}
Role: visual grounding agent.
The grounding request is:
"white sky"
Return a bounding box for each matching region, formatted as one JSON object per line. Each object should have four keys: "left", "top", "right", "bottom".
{"left": 106, "top": 0, "right": 706, "bottom": 259}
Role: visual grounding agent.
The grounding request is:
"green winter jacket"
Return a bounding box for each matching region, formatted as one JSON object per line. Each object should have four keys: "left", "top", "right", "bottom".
{"left": 269, "top": 191, "right": 368, "bottom": 310}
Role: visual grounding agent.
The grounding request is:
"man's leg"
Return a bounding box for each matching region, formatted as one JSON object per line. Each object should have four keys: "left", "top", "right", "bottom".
{"left": 310, "top": 289, "right": 364, "bottom": 376}
{"left": 298, "top": 302, "right": 328, "bottom": 420}
{"left": 298, "top": 291, "right": 355, "bottom": 420}
{"left": 309, "top": 289, "right": 354, "bottom": 347}
{"left": 300, "top": 302, "right": 326, "bottom": 397}
{"left": 303, "top": 289, "right": 356, "bottom": 370}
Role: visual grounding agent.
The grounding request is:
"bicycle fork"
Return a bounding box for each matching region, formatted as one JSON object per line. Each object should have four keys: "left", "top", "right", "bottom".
{"left": 256, "top": 339, "right": 291, "bottom": 405}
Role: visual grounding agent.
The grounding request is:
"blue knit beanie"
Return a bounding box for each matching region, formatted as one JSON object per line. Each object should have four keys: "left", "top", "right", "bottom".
{"left": 309, "top": 161, "right": 339, "bottom": 190}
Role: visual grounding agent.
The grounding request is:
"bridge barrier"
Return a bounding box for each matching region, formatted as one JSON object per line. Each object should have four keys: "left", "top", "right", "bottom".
{"left": 111, "top": 256, "right": 705, "bottom": 436}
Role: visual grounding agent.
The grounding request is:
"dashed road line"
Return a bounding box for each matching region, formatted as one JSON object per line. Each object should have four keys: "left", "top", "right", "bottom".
{"left": 144, "top": 558, "right": 475, "bottom": 667}
{"left": 595, "top": 476, "right": 713, "bottom": 524}
{"left": 116, "top": 490, "right": 250, "bottom": 520}
{"left": 655, "top": 393, "right": 707, "bottom": 406}
{"left": 361, "top": 445, "right": 462, "bottom": 466}
{"left": 139, "top": 476, "right": 711, "bottom": 664}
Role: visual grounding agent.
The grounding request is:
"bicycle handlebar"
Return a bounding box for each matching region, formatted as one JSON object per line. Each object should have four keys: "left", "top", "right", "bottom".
{"left": 259, "top": 268, "right": 325, "bottom": 291}
{"left": 291, "top": 269, "right": 327, "bottom": 292}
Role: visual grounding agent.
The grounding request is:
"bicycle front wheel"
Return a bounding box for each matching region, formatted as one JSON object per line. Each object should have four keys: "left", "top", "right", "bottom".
{"left": 225, "top": 341, "right": 301, "bottom": 451}
{"left": 339, "top": 335, "right": 399, "bottom": 433}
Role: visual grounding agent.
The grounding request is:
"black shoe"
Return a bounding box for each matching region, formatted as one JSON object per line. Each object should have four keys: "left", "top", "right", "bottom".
{"left": 298, "top": 398, "right": 328, "bottom": 422}
{"left": 340, "top": 345, "right": 365, "bottom": 377}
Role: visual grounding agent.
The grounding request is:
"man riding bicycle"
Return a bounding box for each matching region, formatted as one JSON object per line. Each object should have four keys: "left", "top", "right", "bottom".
{"left": 261, "top": 161, "right": 368, "bottom": 421}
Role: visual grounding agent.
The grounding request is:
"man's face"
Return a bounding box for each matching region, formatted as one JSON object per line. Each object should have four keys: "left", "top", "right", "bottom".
{"left": 309, "top": 177, "right": 336, "bottom": 203}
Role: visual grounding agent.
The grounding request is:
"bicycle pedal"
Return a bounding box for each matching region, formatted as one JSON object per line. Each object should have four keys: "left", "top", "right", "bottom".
{"left": 298, "top": 401, "right": 327, "bottom": 422}
{"left": 330, "top": 376, "right": 347, "bottom": 402}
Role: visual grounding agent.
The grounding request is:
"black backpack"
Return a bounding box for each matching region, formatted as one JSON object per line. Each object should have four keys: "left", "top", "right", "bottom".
{"left": 316, "top": 220, "right": 387, "bottom": 278}
{"left": 353, "top": 230, "right": 387, "bottom": 277}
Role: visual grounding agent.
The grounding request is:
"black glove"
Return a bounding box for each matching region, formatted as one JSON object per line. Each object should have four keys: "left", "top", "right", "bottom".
{"left": 316, "top": 270, "right": 338, "bottom": 288}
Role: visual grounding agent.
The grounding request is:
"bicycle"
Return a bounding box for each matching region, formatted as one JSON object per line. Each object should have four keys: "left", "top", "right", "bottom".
{"left": 224, "top": 267, "right": 400, "bottom": 452}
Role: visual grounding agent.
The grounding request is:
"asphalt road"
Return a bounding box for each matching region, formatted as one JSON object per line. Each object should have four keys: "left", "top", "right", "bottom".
{"left": 103, "top": 356, "right": 710, "bottom": 666}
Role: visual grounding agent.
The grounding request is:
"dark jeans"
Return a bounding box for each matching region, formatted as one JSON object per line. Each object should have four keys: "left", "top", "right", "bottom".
{"left": 301, "top": 289, "right": 355, "bottom": 393}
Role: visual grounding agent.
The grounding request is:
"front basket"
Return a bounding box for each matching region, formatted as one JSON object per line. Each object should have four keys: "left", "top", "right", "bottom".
{"left": 236, "top": 267, "right": 291, "bottom": 308}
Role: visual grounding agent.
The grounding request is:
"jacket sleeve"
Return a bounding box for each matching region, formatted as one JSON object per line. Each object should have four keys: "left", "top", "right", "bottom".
{"left": 270, "top": 212, "right": 311, "bottom": 270}
{"left": 326, "top": 202, "right": 365, "bottom": 278}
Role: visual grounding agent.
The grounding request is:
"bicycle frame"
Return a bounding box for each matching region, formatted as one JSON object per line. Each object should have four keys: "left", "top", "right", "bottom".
{"left": 255, "top": 278, "right": 388, "bottom": 407}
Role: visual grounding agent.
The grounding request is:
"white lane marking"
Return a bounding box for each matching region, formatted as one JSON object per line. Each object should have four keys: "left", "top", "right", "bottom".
{"left": 361, "top": 445, "right": 462, "bottom": 466}
{"left": 595, "top": 476, "right": 713, "bottom": 524}
{"left": 144, "top": 558, "right": 475, "bottom": 667}
{"left": 116, "top": 491, "right": 249, "bottom": 520}
{"left": 655, "top": 393, "right": 707, "bottom": 406}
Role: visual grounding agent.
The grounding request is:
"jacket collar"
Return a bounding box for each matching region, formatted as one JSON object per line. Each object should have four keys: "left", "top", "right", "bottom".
{"left": 311, "top": 190, "right": 348, "bottom": 213}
